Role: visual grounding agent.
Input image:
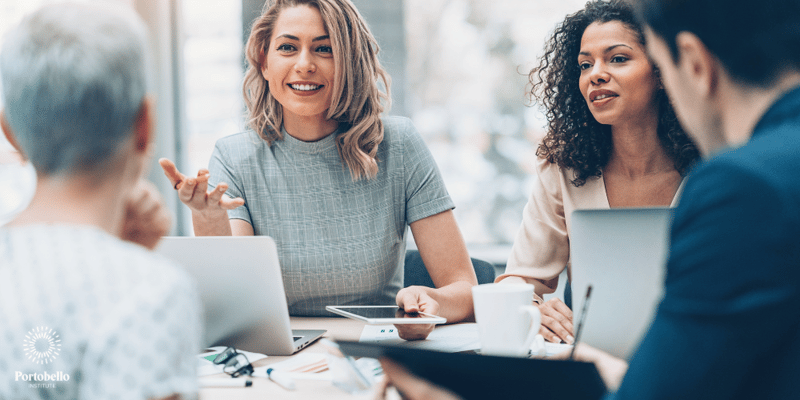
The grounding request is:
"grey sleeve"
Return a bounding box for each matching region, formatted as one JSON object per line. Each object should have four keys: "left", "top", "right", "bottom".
{"left": 207, "top": 140, "right": 252, "bottom": 225}
{"left": 399, "top": 119, "right": 455, "bottom": 224}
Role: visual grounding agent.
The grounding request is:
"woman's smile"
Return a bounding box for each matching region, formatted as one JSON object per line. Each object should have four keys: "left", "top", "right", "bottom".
{"left": 288, "top": 81, "right": 324, "bottom": 95}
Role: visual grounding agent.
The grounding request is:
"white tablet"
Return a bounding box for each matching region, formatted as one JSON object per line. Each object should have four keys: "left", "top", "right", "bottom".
{"left": 325, "top": 305, "right": 447, "bottom": 324}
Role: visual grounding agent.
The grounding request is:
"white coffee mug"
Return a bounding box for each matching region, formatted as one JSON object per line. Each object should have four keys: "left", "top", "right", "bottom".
{"left": 472, "top": 283, "right": 541, "bottom": 357}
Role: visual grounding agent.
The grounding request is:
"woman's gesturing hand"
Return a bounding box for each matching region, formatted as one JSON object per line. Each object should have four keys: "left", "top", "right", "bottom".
{"left": 158, "top": 158, "right": 244, "bottom": 216}
{"left": 538, "top": 297, "right": 574, "bottom": 344}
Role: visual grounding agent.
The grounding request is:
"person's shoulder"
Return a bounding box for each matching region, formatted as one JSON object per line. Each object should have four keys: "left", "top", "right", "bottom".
{"left": 3, "top": 225, "right": 196, "bottom": 295}
{"left": 212, "top": 130, "right": 271, "bottom": 165}
{"left": 533, "top": 155, "right": 576, "bottom": 186}
{"left": 42, "top": 226, "right": 191, "bottom": 291}
{"left": 214, "top": 130, "right": 266, "bottom": 152}
{"left": 113, "top": 241, "right": 180, "bottom": 272}
{"left": 534, "top": 155, "right": 561, "bottom": 175}
{"left": 740, "top": 122, "right": 800, "bottom": 169}
{"left": 683, "top": 152, "right": 757, "bottom": 197}
{"left": 88, "top": 236, "right": 192, "bottom": 291}
{"left": 380, "top": 116, "right": 420, "bottom": 144}
{"left": 103, "top": 240, "right": 201, "bottom": 327}
{"left": 697, "top": 130, "right": 800, "bottom": 190}
{"left": 381, "top": 115, "right": 415, "bottom": 132}
{"left": 680, "top": 134, "right": 800, "bottom": 225}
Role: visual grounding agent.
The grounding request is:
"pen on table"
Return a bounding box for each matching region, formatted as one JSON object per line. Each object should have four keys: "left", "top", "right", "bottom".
{"left": 570, "top": 285, "right": 593, "bottom": 360}
{"left": 199, "top": 378, "right": 252, "bottom": 388}
{"left": 267, "top": 367, "right": 296, "bottom": 391}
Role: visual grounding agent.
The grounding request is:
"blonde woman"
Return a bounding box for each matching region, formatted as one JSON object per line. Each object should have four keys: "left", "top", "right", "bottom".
{"left": 160, "top": 0, "right": 476, "bottom": 339}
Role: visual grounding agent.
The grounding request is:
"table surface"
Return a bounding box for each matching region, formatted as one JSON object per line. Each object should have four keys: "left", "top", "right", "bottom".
{"left": 199, "top": 317, "right": 374, "bottom": 400}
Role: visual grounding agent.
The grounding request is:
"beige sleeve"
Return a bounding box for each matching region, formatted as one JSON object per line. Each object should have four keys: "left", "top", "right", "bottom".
{"left": 496, "top": 158, "right": 570, "bottom": 300}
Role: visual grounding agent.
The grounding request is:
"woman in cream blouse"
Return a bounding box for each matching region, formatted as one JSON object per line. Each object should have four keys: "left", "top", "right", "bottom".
{"left": 496, "top": 0, "right": 699, "bottom": 344}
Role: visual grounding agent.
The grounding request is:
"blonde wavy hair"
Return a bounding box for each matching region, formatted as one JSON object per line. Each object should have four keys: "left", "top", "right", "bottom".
{"left": 243, "top": 0, "right": 390, "bottom": 180}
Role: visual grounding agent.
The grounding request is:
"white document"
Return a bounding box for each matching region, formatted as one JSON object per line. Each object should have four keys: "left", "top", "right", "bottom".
{"left": 359, "top": 323, "right": 574, "bottom": 357}
{"left": 543, "top": 342, "right": 573, "bottom": 357}
{"left": 359, "top": 323, "right": 481, "bottom": 353}
{"left": 252, "top": 352, "right": 331, "bottom": 381}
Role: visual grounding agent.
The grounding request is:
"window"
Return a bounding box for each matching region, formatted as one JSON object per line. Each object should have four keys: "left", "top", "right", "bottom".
{"left": 403, "top": 0, "right": 587, "bottom": 249}
{"left": 1, "top": 0, "right": 591, "bottom": 256}
{"left": 182, "top": 0, "right": 244, "bottom": 175}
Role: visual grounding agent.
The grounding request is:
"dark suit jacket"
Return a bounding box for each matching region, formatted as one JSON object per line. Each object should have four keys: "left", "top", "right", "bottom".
{"left": 610, "top": 86, "right": 800, "bottom": 399}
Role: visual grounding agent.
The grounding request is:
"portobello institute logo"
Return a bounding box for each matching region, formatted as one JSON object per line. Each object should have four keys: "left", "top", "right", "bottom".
{"left": 23, "top": 327, "right": 61, "bottom": 365}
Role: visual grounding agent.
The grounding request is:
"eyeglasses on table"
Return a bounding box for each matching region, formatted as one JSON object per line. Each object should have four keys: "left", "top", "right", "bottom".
{"left": 212, "top": 346, "right": 254, "bottom": 378}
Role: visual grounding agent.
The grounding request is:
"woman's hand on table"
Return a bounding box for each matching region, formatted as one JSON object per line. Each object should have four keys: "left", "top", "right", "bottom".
{"left": 120, "top": 179, "right": 171, "bottom": 250}
{"left": 158, "top": 158, "right": 244, "bottom": 216}
{"left": 376, "top": 358, "right": 462, "bottom": 400}
{"left": 539, "top": 297, "right": 574, "bottom": 344}
{"left": 394, "top": 286, "right": 440, "bottom": 341}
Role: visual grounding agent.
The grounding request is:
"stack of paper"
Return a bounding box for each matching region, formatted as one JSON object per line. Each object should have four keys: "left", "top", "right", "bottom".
{"left": 359, "top": 323, "right": 575, "bottom": 357}
{"left": 359, "top": 323, "right": 481, "bottom": 352}
{"left": 253, "top": 353, "right": 332, "bottom": 381}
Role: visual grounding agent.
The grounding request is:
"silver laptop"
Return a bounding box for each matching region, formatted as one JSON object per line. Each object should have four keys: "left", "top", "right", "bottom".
{"left": 155, "top": 236, "right": 326, "bottom": 356}
{"left": 570, "top": 208, "right": 673, "bottom": 360}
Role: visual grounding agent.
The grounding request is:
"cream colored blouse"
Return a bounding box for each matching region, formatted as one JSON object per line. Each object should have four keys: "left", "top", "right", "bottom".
{"left": 496, "top": 157, "right": 683, "bottom": 302}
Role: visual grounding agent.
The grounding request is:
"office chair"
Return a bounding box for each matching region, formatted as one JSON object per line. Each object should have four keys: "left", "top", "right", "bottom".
{"left": 404, "top": 250, "right": 496, "bottom": 288}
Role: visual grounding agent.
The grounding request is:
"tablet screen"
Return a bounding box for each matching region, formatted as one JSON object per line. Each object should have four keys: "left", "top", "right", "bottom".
{"left": 326, "top": 305, "right": 447, "bottom": 324}
{"left": 334, "top": 306, "right": 434, "bottom": 319}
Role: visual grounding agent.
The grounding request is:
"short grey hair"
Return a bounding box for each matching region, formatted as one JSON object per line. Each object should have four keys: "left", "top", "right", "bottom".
{"left": 0, "top": 2, "right": 150, "bottom": 176}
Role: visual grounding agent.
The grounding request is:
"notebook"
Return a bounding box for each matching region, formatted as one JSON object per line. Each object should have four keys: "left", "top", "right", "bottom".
{"left": 155, "top": 236, "right": 326, "bottom": 355}
{"left": 336, "top": 340, "right": 606, "bottom": 400}
{"left": 569, "top": 208, "right": 674, "bottom": 360}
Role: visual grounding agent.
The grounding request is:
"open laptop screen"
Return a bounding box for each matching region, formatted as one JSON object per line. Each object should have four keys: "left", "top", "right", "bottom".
{"left": 570, "top": 208, "right": 673, "bottom": 360}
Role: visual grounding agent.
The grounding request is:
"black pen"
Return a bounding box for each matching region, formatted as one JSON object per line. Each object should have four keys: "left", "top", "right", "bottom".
{"left": 570, "top": 285, "right": 593, "bottom": 360}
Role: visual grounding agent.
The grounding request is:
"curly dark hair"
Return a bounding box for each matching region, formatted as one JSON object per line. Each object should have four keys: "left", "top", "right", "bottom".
{"left": 531, "top": 0, "right": 699, "bottom": 187}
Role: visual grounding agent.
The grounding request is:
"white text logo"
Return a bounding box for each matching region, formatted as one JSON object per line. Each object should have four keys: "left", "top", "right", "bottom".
{"left": 15, "top": 371, "right": 70, "bottom": 382}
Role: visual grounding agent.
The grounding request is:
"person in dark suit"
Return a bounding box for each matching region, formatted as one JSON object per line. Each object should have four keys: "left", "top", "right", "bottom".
{"left": 377, "top": 0, "right": 800, "bottom": 398}
{"left": 589, "top": 0, "right": 800, "bottom": 397}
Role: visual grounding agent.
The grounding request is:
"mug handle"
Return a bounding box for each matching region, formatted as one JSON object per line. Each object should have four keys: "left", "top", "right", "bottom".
{"left": 520, "top": 305, "right": 542, "bottom": 353}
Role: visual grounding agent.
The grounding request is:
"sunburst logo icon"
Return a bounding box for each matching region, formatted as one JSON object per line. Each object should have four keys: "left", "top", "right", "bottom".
{"left": 23, "top": 327, "right": 61, "bottom": 365}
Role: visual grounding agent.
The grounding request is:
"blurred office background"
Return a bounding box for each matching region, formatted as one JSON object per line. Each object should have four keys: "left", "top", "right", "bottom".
{"left": 0, "top": 0, "right": 586, "bottom": 264}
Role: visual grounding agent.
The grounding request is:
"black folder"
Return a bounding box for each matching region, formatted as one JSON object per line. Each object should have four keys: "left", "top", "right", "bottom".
{"left": 336, "top": 340, "right": 607, "bottom": 400}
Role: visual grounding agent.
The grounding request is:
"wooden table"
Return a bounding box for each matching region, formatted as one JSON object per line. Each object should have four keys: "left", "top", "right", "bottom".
{"left": 199, "top": 317, "right": 372, "bottom": 400}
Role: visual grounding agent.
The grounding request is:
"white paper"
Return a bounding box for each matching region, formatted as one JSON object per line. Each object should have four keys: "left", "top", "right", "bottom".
{"left": 543, "top": 342, "right": 573, "bottom": 357}
{"left": 252, "top": 352, "right": 332, "bottom": 381}
{"left": 252, "top": 368, "right": 332, "bottom": 381}
{"left": 252, "top": 352, "right": 326, "bottom": 374}
{"left": 284, "top": 371, "right": 332, "bottom": 381}
{"left": 358, "top": 323, "right": 481, "bottom": 353}
{"left": 359, "top": 324, "right": 574, "bottom": 357}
